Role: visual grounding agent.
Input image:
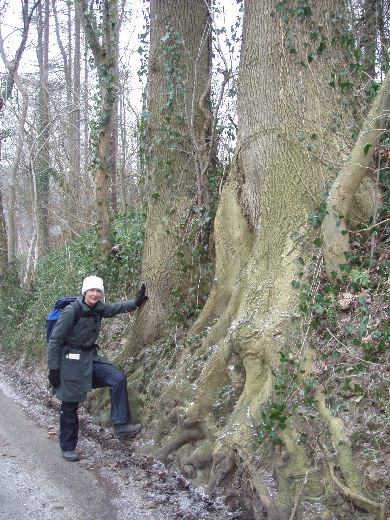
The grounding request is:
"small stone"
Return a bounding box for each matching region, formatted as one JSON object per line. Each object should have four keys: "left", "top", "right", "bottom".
{"left": 339, "top": 292, "right": 354, "bottom": 310}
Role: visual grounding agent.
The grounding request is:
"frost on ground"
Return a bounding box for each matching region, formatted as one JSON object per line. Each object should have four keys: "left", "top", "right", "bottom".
{"left": 0, "top": 360, "right": 240, "bottom": 520}
{"left": 0, "top": 453, "right": 75, "bottom": 520}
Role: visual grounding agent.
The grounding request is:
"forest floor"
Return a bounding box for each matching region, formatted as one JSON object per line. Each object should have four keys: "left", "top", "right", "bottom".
{"left": 0, "top": 359, "right": 241, "bottom": 520}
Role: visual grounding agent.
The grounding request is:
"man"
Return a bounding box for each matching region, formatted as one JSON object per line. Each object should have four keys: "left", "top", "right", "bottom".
{"left": 47, "top": 275, "right": 148, "bottom": 462}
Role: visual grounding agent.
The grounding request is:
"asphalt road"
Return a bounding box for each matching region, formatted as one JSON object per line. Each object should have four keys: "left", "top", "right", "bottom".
{"left": 0, "top": 382, "right": 165, "bottom": 520}
{"left": 0, "top": 363, "right": 231, "bottom": 520}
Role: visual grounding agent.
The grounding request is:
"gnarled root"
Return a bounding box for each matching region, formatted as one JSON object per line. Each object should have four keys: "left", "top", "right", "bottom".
{"left": 288, "top": 472, "right": 308, "bottom": 520}
{"left": 210, "top": 447, "right": 283, "bottom": 520}
{"left": 207, "top": 448, "right": 236, "bottom": 496}
{"left": 181, "top": 439, "right": 214, "bottom": 479}
{"left": 315, "top": 387, "right": 386, "bottom": 518}
{"left": 156, "top": 427, "right": 204, "bottom": 461}
{"left": 249, "top": 463, "right": 281, "bottom": 520}
{"left": 329, "top": 462, "right": 387, "bottom": 520}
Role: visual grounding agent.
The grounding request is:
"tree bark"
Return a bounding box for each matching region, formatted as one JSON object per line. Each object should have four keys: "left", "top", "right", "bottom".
{"left": 132, "top": 0, "right": 212, "bottom": 345}
{"left": 322, "top": 71, "right": 390, "bottom": 281}
{"left": 35, "top": 0, "right": 51, "bottom": 257}
{"left": 0, "top": 189, "right": 8, "bottom": 285}
{"left": 7, "top": 73, "right": 28, "bottom": 264}
{"left": 52, "top": 0, "right": 72, "bottom": 240}
{"left": 75, "top": 0, "right": 119, "bottom": 259}
{"left": 359, "top": 0, "right": 377, "bottom": 78}
{"left": 149, "top": 1, "right": 377, "bottom": 517}
{"left": 377, "top": 0, "right": 390, "bottom": 73}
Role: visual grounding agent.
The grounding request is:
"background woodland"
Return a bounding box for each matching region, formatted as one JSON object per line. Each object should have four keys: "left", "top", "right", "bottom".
{"left": 0, "top": 1, "right": 389, "bottom": 519}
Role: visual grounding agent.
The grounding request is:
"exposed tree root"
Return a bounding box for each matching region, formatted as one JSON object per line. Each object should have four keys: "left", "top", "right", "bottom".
{"left": 206, "top": 448, "right": 236, "bottom": 495}
{"left": 313, "top": 385, "right": 387, "bottom": 518}
{"left": 246, "top": 459, "right": 280, "bottom": 520}
{"left": 288, "top": 472, "right": 307, "bottom": 520}
{"left": 328, "top": 462, "right": 387, "bottom": 520}
{"left": 181, "top": 438, "right": 214, "bottom": 477}
{"left": 156, "top": 427, "right": 204, "bottom": 461}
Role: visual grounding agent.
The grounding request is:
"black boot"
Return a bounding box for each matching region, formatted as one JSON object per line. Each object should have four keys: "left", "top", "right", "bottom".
{"left": 62, "top": 450, "right": 79, "bottom": 462}
{"left": 113, "top": 423, "right": 143, "bottom": 439}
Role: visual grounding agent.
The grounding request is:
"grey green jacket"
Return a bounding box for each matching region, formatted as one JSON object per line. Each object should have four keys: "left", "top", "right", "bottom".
{"left": 47, "top": 296, "right": 137, "bottom": 402}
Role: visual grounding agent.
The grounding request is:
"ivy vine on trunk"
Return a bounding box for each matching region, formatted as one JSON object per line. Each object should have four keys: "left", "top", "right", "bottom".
{"left": 74, "top": 0, "right": 119, "bottom": 259}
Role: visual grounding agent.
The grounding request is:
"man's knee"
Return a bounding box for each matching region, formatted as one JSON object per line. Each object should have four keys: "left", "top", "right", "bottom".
{"left": 113, "top": 369, "right": 127, "bottom": 386}
{"left": 103, "top": 364, "right": 127, "bottom": 387}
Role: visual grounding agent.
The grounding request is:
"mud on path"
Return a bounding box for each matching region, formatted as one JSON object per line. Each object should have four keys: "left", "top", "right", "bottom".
{"left": 0, "top": 360, "right": 238, "bottom": 520}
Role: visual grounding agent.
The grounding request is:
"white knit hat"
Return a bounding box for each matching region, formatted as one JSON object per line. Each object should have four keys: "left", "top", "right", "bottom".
{"left": 81, "top": 276, "right": 104, "bottom": 296}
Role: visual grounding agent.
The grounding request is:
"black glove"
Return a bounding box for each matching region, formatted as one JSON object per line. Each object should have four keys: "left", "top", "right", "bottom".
{"left": 135, "top": 283, "right": 148, "bottom": 307}
{"left": 48, "top": 368, "right": 61, "bottom": 388}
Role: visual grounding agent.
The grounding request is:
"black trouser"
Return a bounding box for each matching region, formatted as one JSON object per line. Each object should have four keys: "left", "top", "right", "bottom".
{"left": 59, "top": 361, "right": 132, "bottom": 452}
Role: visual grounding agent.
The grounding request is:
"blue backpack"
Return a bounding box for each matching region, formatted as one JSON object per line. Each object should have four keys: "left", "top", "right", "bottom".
{"left": 46, "top": 297, "right": 82, "bottom": 343}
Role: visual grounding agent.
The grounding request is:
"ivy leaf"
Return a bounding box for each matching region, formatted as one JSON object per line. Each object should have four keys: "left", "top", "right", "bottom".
{"left": 363, "top": 143, "right": 372, "bottom": 155}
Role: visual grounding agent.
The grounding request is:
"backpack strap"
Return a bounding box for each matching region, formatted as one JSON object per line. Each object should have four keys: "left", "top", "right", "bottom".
{"left": 64, "top": 302, "right": 105, "bottom": 350}
{"left": 69, "top": 300, "right": 104, "bottom": 328}
{"left": 70, "top": 300, "right": 83, "bottom": 328}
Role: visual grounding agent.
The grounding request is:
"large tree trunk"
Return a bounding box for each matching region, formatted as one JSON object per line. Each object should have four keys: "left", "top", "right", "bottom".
{"left": 360, "top": 0, "right": 377, "bottom": 78}
{"left": 109, "top": 102, "right": 119, "bottom": 218}
{"left": 0, "top": 189, "right": 8, "bottom": 285}
{"left": 35, "top": 0, "right": 51, "bottom": 257}
{"left": 70, "top": 5, "right": 82, "bottom": 235}
{"left": 147, "top": 2, "right": 384, "bottom": 518}
{"left": 7, "top": 72, "right": 28, "bottom": 265}
{"left": 133, "top": 0, "right": 212, "bottom": 345}
{"left": 75, "top": 0, "right": 119, "bottom": 259}
{"left": 377, "top": 0, "right": 390, "bottom": 72}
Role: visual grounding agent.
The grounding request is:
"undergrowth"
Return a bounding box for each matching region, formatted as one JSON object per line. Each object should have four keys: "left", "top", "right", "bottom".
{"left": 0, "top": 211, "right": 145, "bottom": 357}
{"left": 251, "top": 168, "right": 389, "bottom": 509}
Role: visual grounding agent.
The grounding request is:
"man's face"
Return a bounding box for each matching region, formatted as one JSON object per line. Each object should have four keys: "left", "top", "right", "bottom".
{"left": 84, "top": 288, "right": 103, "bottom": 307}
